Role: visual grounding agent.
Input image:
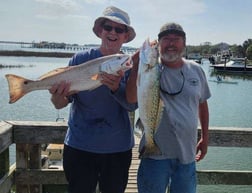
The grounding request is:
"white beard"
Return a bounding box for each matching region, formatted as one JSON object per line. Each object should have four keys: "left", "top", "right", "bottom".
{"left": 160, "top": 48, "right": 185, "bottom": 63}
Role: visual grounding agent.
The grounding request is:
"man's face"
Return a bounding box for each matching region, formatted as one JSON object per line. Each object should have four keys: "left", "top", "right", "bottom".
{"left": 159, "top": 34, "right": 185, "bottom": 63}
{"left": 99, "top": 20, "right": 129, "bottom": 53}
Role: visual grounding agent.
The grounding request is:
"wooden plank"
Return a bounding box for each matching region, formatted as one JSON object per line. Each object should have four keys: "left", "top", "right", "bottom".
{"left": 0, "top": 121, "right": 13, "bottom": 154}
{"left": 9, "top": 121, "right": 67, "bottom": 144}
{"left": 15, "top": 144, "right": 29, "bottom": 193}
{"left": 29, "top": 144, "right": 42, "bottom": 193}
{"left": 0, "top": 164, "right": 16, "bottom": 193}
{"left": 197, "top": 170, "right": 252, "bottom": 185}
{"left": 8, "top": 121, "right": 252, "bottom": 147}
{"left": 206, "top": 127, "right": 252, "bottom": 147}
{"left": 125, "top": 137, "right": 139, "bottom": 193}
{"left": 0, "top": 149, "right": 9, "bottom": 179}
{"left": 15, "top": 169, "right": 67, "bottom": 184}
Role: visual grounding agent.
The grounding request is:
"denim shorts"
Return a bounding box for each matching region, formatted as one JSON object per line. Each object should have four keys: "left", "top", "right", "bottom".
{"left": 137, "top": 158, "right": 196, "bottom": 193}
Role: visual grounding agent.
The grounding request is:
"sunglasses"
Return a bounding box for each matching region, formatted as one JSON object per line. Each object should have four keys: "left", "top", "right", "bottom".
{"left": 102, "top": 24, "right": 126, "bottom": 34}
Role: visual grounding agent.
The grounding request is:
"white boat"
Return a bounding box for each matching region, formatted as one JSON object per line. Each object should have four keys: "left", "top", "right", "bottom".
{"left": 210, "top": 58, "right": 252, "bottom": 73}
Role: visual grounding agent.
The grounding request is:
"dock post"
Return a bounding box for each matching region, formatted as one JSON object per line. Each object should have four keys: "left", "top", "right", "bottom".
{"left": 15, "top": 144, "right": 42, "bottom": 193}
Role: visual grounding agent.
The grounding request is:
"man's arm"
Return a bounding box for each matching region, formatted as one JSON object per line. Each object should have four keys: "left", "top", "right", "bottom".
{"left": 196, "top": 101, "right": 209, "bottom": 162}
{"left": 126, "top": 50, "right": 139, "bottom": 103}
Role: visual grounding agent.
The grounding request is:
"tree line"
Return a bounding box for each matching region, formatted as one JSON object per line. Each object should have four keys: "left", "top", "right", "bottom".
{"left": 187, "top": 39, "right": 252, "bottom": 59}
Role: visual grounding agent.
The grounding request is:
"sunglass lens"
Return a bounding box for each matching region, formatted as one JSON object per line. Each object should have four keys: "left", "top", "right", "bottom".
{"left": 103, "top": 25, "right": 112, "bottom": 32}
{"left": 103, "top": 25, "right": 125, "bottom": 34}
{"left": 115, "top": 27, "right": 124, "bottom": 33}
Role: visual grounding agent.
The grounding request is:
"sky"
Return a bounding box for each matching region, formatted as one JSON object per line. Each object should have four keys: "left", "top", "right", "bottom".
{"left": 0, "top": 0, "right": 251, "bottom": 48}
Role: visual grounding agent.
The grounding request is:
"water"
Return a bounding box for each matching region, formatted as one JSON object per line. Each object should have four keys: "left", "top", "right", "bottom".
{"left": 0, "top": 56, "right": 251, "bottom": 192}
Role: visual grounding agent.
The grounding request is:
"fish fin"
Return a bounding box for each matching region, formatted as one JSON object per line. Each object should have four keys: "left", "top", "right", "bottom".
{"left": 91, "top": 73, "right": 100, "bottom": 80}
{"left": 5, "top": 74, "right": 34, "bottom": 104}
{"left": 139, "top": 140, "right": 161, "bottom": 158}
{"left": 38, "top": 66, "right": 71, "bottom": 80}
{"left": 135, "top": 118, "right": 144, "bottom": 132}
{"left": 86, "top": 74, "right": 102, "bottom": 90}
{"left": 135, "top": 118, "right": 144, "bottom": 137}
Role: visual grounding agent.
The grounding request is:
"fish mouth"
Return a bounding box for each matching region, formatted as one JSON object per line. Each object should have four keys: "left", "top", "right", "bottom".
{"left": 120, "top": 56, "right": 132, "bottom": 69}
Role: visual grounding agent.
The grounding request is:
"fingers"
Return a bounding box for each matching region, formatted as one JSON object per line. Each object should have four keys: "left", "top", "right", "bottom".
{"left": 195, "top": 146, "right": 207, "bottom": 162}
{"left": 195, "top": 152, "right": 205, "bottom": 162}
{"left": 117, "top": 70, "right": 125, "bottom": 77}
{"left": 101, "top": 73, "right": 122, "bottom": 92}
{"left": 49, "top": 81, "right": 71, "bottom": 96}
{"left": 150, "top": 39, "right": 158, "bottom": 46}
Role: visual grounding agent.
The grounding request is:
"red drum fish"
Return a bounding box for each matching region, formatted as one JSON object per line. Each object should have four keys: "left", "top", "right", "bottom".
{"left": 6, "top": 54, "right": 131, "bottom": 103}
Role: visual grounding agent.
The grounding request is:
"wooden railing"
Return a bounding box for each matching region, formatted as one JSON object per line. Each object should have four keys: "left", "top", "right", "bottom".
{"left": 0, "top": 120, "right": 252, "bottom": 193}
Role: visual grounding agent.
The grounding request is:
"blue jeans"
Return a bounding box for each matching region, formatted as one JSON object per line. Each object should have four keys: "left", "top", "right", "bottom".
{"left": 137, "top": 158, "right": 196, "bottom": 193}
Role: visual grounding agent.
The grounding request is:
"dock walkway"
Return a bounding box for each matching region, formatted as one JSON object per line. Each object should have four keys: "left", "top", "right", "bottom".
{"left": 126, "top": 136, "right": 140, "bottom": 193}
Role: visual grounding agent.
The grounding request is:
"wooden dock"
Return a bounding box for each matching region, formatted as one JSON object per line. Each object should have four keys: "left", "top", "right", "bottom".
{"left": 126, "top": 137, "right": 140, "bottom": 193}
{"left": 42, "top": 137, "right": 141, "bottom": 193}
{"left": 1, "top": 121, "right": 252, "bottom": 193}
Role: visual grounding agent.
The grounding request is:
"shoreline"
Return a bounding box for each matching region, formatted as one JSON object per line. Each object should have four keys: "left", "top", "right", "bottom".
{"left": 0, "top": 50, "right": 74, "bottom": 58}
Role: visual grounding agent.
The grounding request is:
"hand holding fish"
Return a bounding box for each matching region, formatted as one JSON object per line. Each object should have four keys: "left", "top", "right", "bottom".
{"left": 49, "top": 81, "right": 72, "bottom": 109}
{"left": 49, "top": 81, "right": 71, "bottom": 96}
{"left": 101, "top": 70, "right": 124, "bottom": 92}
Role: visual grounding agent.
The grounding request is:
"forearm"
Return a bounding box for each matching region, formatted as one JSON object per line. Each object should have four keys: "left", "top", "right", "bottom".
{"left": 126, "top": 68, "right": 138, "bottom": 103}
{"left": 199, "top": 101, "right": 209, "bottom": 142}
{"left": 126, "top": 50, "right": 139, "bottom": 103}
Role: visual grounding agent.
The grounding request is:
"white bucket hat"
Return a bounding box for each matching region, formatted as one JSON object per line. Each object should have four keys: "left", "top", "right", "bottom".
{"left": 93, "top": 6, "right": 136, "bottom": 43}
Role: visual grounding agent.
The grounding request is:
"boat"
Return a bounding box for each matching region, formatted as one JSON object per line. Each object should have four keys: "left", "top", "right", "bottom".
{"left": 208, "top": 75, "right": 238, "bottom": 84}
{"left": 210, "top": 49, "right": 233, "bottom": 64}
{"left": 208, "top": 79, "right": 238, "bottom": 84}
{"left": 187, "top": 52, "right": 202, "bottom": 64}
{"left": 210, "top": 58, "right": 252, "bottom": 73}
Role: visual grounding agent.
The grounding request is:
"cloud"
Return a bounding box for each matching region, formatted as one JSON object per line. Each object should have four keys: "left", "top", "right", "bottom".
{"left": 35, "top": 0, "right": 81, "bottom": 19}
{"left": 83, "top": 0, "right": 108, "bottom": 4}
{"left": 132, "top": 0, "right": 206, "bottom": 22}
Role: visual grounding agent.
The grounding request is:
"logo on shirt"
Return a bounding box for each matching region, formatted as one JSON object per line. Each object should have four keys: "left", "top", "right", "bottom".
{"left": 188, "top": 78, "right": 199, "bottom": 86}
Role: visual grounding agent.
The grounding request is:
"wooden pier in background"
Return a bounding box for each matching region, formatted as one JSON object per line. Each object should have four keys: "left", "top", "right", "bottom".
{"left": 0, "top": 121, "right": 252, "bottom": 193}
